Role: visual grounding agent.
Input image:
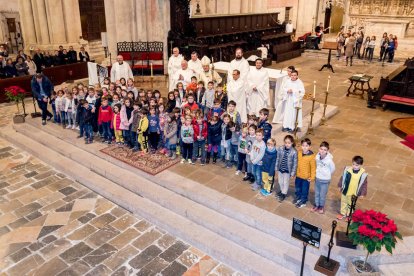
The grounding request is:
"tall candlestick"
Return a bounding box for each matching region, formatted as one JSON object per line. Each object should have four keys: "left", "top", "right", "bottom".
{"left": 327, "top": 75, "right": 330, "bottom": 92}
{"left": 150, "top": 63, "right": 153, "bottom": 77}
{"left": 313, "top": 81, "right": 316, "bottom": 98}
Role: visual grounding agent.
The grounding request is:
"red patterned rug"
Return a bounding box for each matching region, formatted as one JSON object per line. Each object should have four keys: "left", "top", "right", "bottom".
{"left": 100, "top": 145, "right": 179, "bottom": 175}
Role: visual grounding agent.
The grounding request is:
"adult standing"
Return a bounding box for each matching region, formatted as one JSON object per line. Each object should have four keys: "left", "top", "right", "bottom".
{"left": 172, "top": 60, "right": 194, "bottom": 90}
{"left": 67, "top": 46, "right": 77, "bottom": 63}
{"left": 247, "top": 58, "right": 269, "bottom": 116}
{"left": 79, "top": 46, "right": 90, "bottom": 62}
{"left": 110, "top": 55, "right": 133, "bottom": 83}
{"left": 273, "top": 66, "right": 295, "bottom": 124}
{"left": 345, "top": 33, "right": 356, "bottom": 66}
{"left": 227, "top": 48, "right": 250, "bottom": 82}
{"left": 227, "top": 69, "right": 247, "bottom": 123}
{"left": 167, "top": 47, "right": 184, "bottom": 91}
{"left": 31, "top": 73, "right": 54, "bottom": 125}
{"left": 281, "top": 70, "right": 305, "bottom": 132}
{"left": 199, "top": 56, "right": 222, "bottom": 87}
{"left": 33, "top": 48, "right": 44, "bottom": 73}
{"left": 26, "top": 56, "right": 37, "bottom": 75}
{"left": 187, "top": 51, "right": 202, "bottom": 77}
{"left": 285, "top": 20, "right": 294, "bottom": 33}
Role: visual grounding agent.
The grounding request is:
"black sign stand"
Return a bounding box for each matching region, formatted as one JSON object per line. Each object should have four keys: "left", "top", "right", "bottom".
{"left": 300, "top": 242, "right": 308, "bottom": 276}
{"left": 314, "top": 221, "right": 340, "bottom": 275}
{"left": 292, "top": 218, "right": 322, "bottom": 276}
{"left": 336, "top": 195, "right": 358, "bottom": 249}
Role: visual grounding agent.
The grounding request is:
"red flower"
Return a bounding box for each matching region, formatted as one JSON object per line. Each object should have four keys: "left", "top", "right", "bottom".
{"left": 352, "top": 209, "right": 365, "bottom": 222}
{"left": 382, "top": 225, "right": 392, "bottom": 234}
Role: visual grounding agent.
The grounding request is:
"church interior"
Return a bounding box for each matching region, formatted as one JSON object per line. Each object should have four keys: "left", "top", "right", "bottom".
{"left": 0, "top": 0, "right": 413, "bottom": 275}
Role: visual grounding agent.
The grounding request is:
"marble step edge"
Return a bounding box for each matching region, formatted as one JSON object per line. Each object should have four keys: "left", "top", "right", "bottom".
{"left": 11, "top": 122, "right": 325, "bottom": 275}
{"left": 0, "top": 126, "right": 295, "bottom": 276}
{"left": 21, "top": 114, "right": 352, "bottom": 266}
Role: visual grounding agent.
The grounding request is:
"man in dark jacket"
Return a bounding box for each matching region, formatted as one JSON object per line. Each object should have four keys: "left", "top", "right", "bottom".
{"left": 33, "top": 49, "right": 45, "bottom": 73}
{"left": 67, "top": 46, "right": 77, "bottom": 63}
{"left": 31, "top": 73, "right": 54, "bottom": 124}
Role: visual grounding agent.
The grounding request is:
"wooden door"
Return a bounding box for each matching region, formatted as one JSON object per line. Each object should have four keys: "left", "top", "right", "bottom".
{"left": 79, "top": 0, "right": 106, "bottom": 40}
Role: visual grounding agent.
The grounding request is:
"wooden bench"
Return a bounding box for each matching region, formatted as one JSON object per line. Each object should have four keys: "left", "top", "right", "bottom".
{"left": 271, "top": 41, "right": 302, "bottom": 62}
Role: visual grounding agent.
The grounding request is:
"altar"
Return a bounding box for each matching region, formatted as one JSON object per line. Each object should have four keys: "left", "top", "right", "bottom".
{"left": 212, "top": 61, "right": 287, "bottom": 110}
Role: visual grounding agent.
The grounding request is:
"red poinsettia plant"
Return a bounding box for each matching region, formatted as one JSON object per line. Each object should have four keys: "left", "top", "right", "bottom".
{"left": 4, "top": 86, "right": 27, "bottom": 102}
{"left": 349, "top": 209, "right": 403, "bottom": 271}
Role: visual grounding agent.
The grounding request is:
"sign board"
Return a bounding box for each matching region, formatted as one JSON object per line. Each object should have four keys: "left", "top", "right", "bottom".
{"left": 291, "top": 218, "right": 322, "bottom": 248}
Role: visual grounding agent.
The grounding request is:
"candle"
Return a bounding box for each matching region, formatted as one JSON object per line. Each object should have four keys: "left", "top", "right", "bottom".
{"left": 212, "top": 56, "right": 214, "bottom": 64}
{"left": 150, "top": 63, "right": 153, "bottom": 77}
{"left": 327, "top": 75, "right": 331, "bottom": 91}
{"left": 313, "top": 81, "right": 316, "bottom": 99}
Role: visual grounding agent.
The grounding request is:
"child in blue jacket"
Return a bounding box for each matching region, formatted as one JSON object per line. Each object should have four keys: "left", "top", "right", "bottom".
{"left": 260, "top": 138, "right": 277, "bottom": 196}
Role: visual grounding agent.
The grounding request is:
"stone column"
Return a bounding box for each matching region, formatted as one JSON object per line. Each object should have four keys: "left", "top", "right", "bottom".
{"left": 114, "top": 0, "right": 132, "bottom": 42}
{"left": 45, "top": 0, "right": 67, "bottom": 44}
{"left": 62, "top": 0, "right": 82, "bottom": 43}
{"left": 104, "top": 0, "right": 117, "bottom": 59}
{"left": 32, "top": 0, "right": 50, "bottom": 45}
{"left": 18, "top": 0, "right": 37, "bottom": 46}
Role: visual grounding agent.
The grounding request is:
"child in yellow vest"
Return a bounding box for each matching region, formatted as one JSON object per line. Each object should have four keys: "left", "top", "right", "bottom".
{"left": 337, "top": 155, "right": 368, "bottom": 220}
{"left": 294, "top": 138, "right": 316, "bottom": 208}
{"left": 137, "top": 108, "right": 149, "bottom": 154}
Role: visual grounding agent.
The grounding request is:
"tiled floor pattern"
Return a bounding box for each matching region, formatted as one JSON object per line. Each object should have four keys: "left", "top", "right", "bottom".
{"left": 0, "top": 141, "right": 240, "bottom": 276}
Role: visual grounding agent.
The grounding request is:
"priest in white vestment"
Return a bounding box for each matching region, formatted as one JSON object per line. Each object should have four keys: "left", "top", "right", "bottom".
{"left": 167, "top": 47, "right": 184, "bottom": 91}
{"left": 227, "top": 69, "right": 248, "bottom": 123}
{"left": 282, "top": 70, "right": 305, "bottom": 132}
{"left": 110, "top": 55, "right": 133, "bottom": 83}
{"left": 199, "top": 56, "right": 222, "bottom": 86}
{"left": 227, "top": 48, "right": 250, "bottom": 82}
{"left": 247, "top": 58, "right": 270, "bottom": 116}
{"left": 172, "top": 60, "right": 194, "bottom": 90}
{"left": 187, "top": 52, "right": 203, "bottom": 77}
{"left": 272, "top": 65, "right": 295, "bottom": 124}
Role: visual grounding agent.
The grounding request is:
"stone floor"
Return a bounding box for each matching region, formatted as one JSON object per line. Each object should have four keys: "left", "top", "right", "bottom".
{"left": 169, "top": 53, "right": 414, "bottom": 236}
{"left": 0, "top": 50, "right": 413, "bottom": 275}
{"left": 0, "top": 140, "right": 239, "bottom": 276}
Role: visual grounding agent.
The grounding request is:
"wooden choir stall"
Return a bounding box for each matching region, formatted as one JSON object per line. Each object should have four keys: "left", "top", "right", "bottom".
{"left": 168, "top": 0, "right": 302, "bottom": 62}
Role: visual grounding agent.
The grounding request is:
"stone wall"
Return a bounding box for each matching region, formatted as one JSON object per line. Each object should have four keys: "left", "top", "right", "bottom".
{"left": 18, "top": 0, "right": 82, "bottom": 51}
{"left": 346, "top": 0, "right": 414, "bottom": 38}
{"left": 0, "top": 1, "right": 20, "bottom": 47}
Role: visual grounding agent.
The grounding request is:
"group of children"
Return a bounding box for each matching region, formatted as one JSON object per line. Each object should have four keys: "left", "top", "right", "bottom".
{"left": 48, "top": 76, "right": 368, "bottom": 219}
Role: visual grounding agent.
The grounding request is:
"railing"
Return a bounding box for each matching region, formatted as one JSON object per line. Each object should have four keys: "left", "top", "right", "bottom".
{"left": 0, "top": 62, "right": 88, "bottom": 103}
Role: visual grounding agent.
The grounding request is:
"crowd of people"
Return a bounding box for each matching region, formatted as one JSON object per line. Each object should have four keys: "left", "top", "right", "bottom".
{"left": 29, "top": 46, "right": 368, "bottom": 218}
{"left": 336, "top": 29, "right": 397, "bottom": 65}
{"left": 0, "top": 45, "right": 90, "bottom": 79}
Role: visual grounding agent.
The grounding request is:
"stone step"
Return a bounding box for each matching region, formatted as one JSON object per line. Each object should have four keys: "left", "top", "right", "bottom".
{"left": 0, "top": 126, "right": 295, "bottom": 276}
{"left": 21, "top": 116, "right": 351, "bottom": 272}
{"left": 13, "top": 121, "right": 329, "bottom": 275}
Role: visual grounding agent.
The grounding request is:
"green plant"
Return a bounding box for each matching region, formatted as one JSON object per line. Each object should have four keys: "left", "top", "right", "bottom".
{"left": 349, "top": 209, "right": 403, "bottom": 271}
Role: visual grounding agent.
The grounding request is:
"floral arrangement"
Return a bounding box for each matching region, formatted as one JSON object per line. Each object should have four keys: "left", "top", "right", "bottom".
{"left": 348, "top": 209, "right": 403, "bottom": 271}
{"left": 4, "top": 86, "right": 27, "bottom": 103}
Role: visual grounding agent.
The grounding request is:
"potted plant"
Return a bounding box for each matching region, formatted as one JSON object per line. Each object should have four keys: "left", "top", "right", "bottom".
{"left": 4, "top": 86, "right": 28, "bottom": 123}
{"left": 348, "top": 209, "right": 403, "bottom": 273}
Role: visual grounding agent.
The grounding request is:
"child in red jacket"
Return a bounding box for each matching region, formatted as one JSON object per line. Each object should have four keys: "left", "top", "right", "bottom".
{"left": 192, "top": 115, "right": 208, "bottom": 165}
{"left": 98, "top": 97, "right": 113, "bottom": 144}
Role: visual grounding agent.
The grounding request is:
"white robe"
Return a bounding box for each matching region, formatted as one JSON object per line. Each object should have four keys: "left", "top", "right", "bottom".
{"left": 227, "top": 78, "right": 248, "bottom": 123}
{"left": 247, "top": 67, "right": 270, "bottom": 116}
{"left": 167, "top": 54, "right": 184, "bottom": 91}
{"left": 172, "top": 68, "right": 194, "bottom": 90}
{"left": 272, "top": 75, "right": 290, "bottom": 124}
{"left": 199, "top": 69, "right": 222, "bottom": 87}
{"left": 282, "top": 78, "right": 305, "bottom": 130}
{"left": 188, "top": 59, "right": 203, "bottom": 76}
{"left": 227, "top": 58, "right": 250, "bottom": 82}
{"left": 110, "top": 62, "right": 133, "bottom": 82}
